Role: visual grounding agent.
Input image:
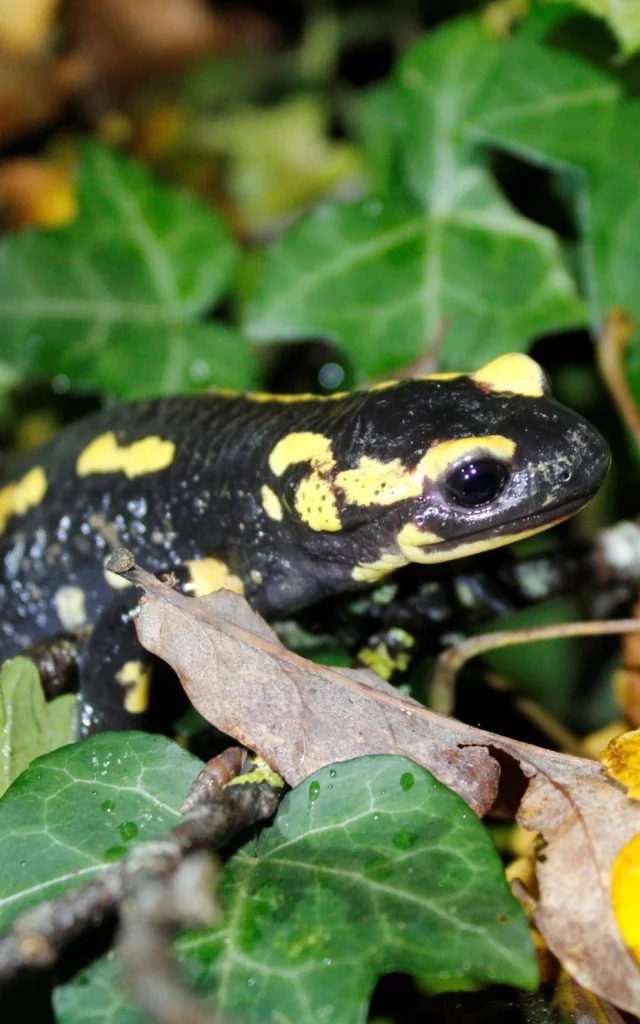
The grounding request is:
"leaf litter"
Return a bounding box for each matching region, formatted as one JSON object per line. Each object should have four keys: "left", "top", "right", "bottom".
{"left": 114, "top": 557, "right": 640, "bottom": 1016}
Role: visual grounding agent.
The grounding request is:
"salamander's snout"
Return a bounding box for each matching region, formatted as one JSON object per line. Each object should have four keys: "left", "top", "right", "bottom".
{"left": 546, "top": 411, "right": 611, "bottom": 508}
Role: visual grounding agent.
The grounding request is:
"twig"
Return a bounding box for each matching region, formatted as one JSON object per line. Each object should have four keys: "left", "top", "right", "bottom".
{"left": 0, "top": 765, "right": 282, "bottom": 994}
{"left": 181, "top": 747, "right": 248, "bottom": 814}
{"left": 431, "top": 618, "right": 640, "bottom": 715}
{"left": 596, "top": 308, "right": 640, "bottom": 448}
{"left": 119, "top": 853, "right": 223, "bottom": 1024}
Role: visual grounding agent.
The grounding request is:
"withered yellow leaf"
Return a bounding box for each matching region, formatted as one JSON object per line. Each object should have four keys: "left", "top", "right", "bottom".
{"left": 602, "top": 729, "right": 640, "bottom": 798}
{"left": 612, "top": 833, "right": 640, "bottom": 963}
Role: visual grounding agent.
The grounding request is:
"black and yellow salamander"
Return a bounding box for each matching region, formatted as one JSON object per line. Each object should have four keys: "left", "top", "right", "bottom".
{"left": 0, "top": 353, "right": 610, "bottom": 734}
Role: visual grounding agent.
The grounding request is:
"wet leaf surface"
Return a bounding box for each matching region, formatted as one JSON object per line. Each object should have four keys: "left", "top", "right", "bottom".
{"left": 55, "top": 756, "right": 536, "bottom": 1024}
{"left": 0, "top": 732, "right": 199, "bottom": 931}
{"left": 127, "top": 566, "right": 640, "bottom": 1014}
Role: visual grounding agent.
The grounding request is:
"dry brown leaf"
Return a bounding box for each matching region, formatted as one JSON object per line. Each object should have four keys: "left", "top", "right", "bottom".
{"left": 122, "top": 562, "right": 640, "bottom": 1016}
{"left": 62, "top": 0, "right": 275, "bottom": 104}
{"left": 0, "top": 54, "right": 82, "bottom": 146}
{"left": 134, "top": 572, "right": 501, "bottom": 816}
{"left": 0, "top": 1, "right": 276, "bottom": 145}
{"left": 65, "top": 0, "right": 217, "bottom": 89}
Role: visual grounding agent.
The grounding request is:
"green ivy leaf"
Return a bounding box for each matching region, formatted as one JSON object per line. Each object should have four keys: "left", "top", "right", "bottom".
{"left": 550, "top": 0, "right": 640, "bottom": 55}
{"left": 584, "top": 103, "right": 640, "bottom": 407}
{"left": 0, "top": 143, "right": 259, "bottom": 399}
{"left": 246, "top": 196, "right": 434, "bottom": 376}
{"left": 56, "top": 756, "right": 537, "bottom": 1024}
{"left": 351, "top": 83, "right": 404, "bottom": 195}
{"left": 0, "top": 732, "right": 199, "bottom": 932}
{"left": 465, "top": 31, "right": 619, "bottom": 175}
{"left": 0, "top": 657, "right": 75, "bottom": 798}
{"left": 246, "top": 18, "right": 585, "bottom": 377}
{"left": 467, "top": 37, "right": 640, "bottom": 412}
{"left": 452, "top": 26, "right": 640, "bottom": 415}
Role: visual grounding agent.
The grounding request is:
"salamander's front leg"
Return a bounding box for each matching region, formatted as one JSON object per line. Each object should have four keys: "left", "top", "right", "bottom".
{"left": 27, "top": 631, "right": 86, "bottom": 698}
{"left": 77, "top": 588, "right": 184, "bottom": 736}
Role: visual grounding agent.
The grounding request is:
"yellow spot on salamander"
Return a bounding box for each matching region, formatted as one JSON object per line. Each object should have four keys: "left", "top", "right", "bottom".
{"left": 372, "top": 372, "right": 462, "bottom": 389}
{"left": 213, "top": 388, "right": 347, "bottom": 402}
{"left": 353, "top": 515, "right": 572, "bottom": 582}
{"left": 417, "top": 371, "right": 463, "bottom": 381}
{"left": 268, "top": 432, "right": 334, "bottom": 477}
{"left": 76, "top": 432, "right": 175, "bottom": 479}
{"left": 261, "top": 485, "right": 283, "bottom": 522}
{"left": 228, "top": 757, "right": 285, "bottom": 789}
{"left": 365, "top": 355, "right": 545, "bottom": 397}
{"left": 269, "top": 432, "right": 341, "bottom": 531}
{"left": 397, "top": 519, "right": 571, "bottom": 565}
{"left": 611, "top": 832, "right": 640, "bottom": 963}
{"left": 352, "top": 550, "right": 414, "bottom": 583}
{"left": 352, "top": 526, "right": 440, "bottom": 581}
{"left": 184, "top": 557, "right": 244, "bottom": 598}
{"left": 340, "top": 438, "right": 515, "bottom": 520}
{"left": 117, "top": 660, "right": 152, "bottom": 715}
{"left": 53, "top": 586, "right": 87, "bottom": 630}
{"left": 358, "top": 643, "right": 395, "bottom": 679}
{"left": 295, "top": 476, "right": 341, "bottom": 531}
{"left": 0, "top": 466, "right": 47, "bottom": 535}
{"left": 335, "top": 456, "right": 425, "bottom": 507}
{"left": 270, "top": 431, "right": 516, "bottom": 535}
{"left": 396, "top": 523, "right": 443, "bottom": 558}
{"left": 358, "top": 630, "right": 415, "bottom": 680}
{"left": 472, "top": 353, "right": 547, "bottom": 398}
{"left": 422, "top": 436, "right": 516, "bottom": 480}
{"left": 246, "top": 391, "right": 347, "bottom": 403}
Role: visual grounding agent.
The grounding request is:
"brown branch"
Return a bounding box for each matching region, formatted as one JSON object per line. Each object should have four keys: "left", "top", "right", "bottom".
{"left": 431, "top": 618, "right": 640, "bottom": 715}
{"left": 0, "top": 763, "right": 282, "bottom": 998}
{"left": 596, "top": 308, "right": 640, "bottom": 448}
{"left": 119, "top": 853, "right": 223, "bottom": 1024}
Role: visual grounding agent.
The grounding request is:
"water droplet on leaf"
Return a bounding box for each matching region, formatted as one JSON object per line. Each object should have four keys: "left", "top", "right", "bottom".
{"left": 104, "top": 845, "right": 127, "bottom": 862}
{"left": 118, "top": 821, "right": 139, "bottom": 842}
{"left": 392, "top": 829, "right": 419, "bottom": 850}
{"left": 400, "top": 772, "right": 415, "bottom": 791}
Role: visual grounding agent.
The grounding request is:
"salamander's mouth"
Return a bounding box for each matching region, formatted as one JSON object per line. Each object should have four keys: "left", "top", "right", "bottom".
{"left": 510, "top": 486, "right": 602, "bottom": 533}
{"left": 403, "top": 486, "right": 600, "bottom": 565}
{"left": 480, "top": 486, "right": 602, "bottom": 543}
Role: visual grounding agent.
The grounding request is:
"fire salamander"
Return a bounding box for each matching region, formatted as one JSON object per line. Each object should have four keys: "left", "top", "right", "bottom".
{"left": 0, "top": 353, "right": 610, "bottom": 734}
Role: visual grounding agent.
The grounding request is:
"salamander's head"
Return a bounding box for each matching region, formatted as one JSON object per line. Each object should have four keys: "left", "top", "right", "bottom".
{"left": 264, "top": 353, "right": 610, "bottom": 587}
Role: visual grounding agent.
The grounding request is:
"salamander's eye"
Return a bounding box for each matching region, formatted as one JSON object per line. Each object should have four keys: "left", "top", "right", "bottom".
{"left": 442, "top": 458, "right": 510, "bottom": 508}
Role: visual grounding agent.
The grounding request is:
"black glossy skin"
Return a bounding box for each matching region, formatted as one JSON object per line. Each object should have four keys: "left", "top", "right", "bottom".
{"left": 0, "top": 376, "right": 610, "bottom": 731}
{"left": 0, "top": 380, "right": 610, "bottom": 654}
